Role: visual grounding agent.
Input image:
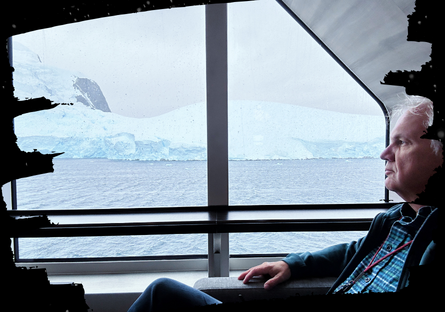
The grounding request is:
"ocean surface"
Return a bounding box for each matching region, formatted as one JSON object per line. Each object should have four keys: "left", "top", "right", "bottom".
{"left": 16, "top": 158, "right": 385, "bottom": 259}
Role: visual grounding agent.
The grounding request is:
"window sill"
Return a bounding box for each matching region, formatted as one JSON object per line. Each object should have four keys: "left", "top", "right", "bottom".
{"left": 47, "top": 270, "right": 231, "bottom": 312}
{"left": 49, "top": 270, "right": 210, "bottom": 294}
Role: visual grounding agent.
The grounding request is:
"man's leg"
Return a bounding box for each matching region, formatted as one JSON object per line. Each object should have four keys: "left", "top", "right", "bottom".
{"left": 128, "top": 278, "right": 222, "bottom": 312}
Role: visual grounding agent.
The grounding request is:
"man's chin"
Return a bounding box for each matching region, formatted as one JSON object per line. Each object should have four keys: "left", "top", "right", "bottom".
{"left": 384, "top": 180, "right": 395, "bottom": 192}
{"left": 384, "top": 182, "right": 402, "bottom": 198}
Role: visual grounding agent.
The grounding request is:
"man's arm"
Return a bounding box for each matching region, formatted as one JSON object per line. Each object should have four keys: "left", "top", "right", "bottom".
{"left": 282, "top": 238, "right": 366, "bottom": 280}
{"left": 238, "top": 237, "right": 366, "bottom": 290}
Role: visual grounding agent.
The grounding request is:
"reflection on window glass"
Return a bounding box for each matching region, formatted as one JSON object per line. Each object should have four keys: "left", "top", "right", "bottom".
{"left": 13, "top": 6, "right": 207, "bottom": 210}
{"left": 228, "top": 0, "right": 385, "bottom": 205}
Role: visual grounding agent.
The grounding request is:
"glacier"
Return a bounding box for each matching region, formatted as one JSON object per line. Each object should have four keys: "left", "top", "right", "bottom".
{"left": 14, "top": 101, "right": 385, "bottom": 160}
{"left": 12, "top": 41, "right": 386, "bottom": 161}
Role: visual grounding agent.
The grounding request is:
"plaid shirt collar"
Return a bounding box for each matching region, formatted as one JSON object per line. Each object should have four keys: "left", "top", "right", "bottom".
{"left": 399, "top": 203, "right": 433, "bottom": 236}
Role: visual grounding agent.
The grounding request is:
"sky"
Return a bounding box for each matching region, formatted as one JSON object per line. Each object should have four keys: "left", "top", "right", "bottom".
{"left": 12, "top": 0, "right": 384, "bottom": 118}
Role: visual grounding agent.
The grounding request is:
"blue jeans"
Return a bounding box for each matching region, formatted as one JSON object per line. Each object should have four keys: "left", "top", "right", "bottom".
{"left": 128, "top": 278, "right": 222, "bottom": 312}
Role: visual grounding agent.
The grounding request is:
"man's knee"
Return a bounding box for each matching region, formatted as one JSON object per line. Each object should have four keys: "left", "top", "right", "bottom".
{"left": 149, "top": 278, "right": 182, "bottom": 294}
{"left": 129, "top": 278, "right": 220, "bottom": 312}
{"left": 147, "top": 277, "right": 194, "bottom": 303}
{"left": 128, "top": 278, "right": 181, "bottom": 312}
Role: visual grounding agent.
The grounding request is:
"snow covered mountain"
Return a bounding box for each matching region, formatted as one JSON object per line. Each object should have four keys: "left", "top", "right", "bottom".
{"left": 12, "top": 42, "right": 386, "bottom": 161}
{"left": 12, "top": 41, "right": 111, "bottom": 113}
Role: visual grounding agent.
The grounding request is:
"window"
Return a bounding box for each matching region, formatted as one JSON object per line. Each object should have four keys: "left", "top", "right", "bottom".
{"left": 9, "top": 1, "right": 387, "bottom": 270}
{"left": 227, "top": 1, "right": 384, "bottom": 255}
{"left": 13, "top": 5, "right": 209, "bottom": 260}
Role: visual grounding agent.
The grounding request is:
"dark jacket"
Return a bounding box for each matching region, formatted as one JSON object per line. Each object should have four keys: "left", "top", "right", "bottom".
{"left": 282, "top": 203, "right": 438, "bottom": 294}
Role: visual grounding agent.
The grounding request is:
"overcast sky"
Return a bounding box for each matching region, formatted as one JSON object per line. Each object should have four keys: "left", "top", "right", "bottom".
{"left": 13, "top": 0, "right": 383, "bottom": 118}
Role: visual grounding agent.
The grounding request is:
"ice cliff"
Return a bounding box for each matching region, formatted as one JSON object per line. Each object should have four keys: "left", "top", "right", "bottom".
{"left": 14, "top": 100, "right": 385, "bottom": 160}
{"left": 12, "top": 42, "right": 385, "bottom": 161}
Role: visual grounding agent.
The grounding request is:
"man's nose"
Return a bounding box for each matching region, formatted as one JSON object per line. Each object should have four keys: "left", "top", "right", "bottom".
{"left": 380, "top": 144, "right": 394, "bottom": 162}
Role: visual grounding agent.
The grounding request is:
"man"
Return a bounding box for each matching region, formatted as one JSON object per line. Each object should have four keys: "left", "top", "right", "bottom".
{"left": 128, "top": 96, "right": 442, "bottom": 311}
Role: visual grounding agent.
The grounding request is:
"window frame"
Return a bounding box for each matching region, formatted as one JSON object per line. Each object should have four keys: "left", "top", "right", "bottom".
{"left": 7, "top": 1, "right": 391, "bottom": 276}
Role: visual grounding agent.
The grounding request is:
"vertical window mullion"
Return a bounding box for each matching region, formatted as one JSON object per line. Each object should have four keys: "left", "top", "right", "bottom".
{"left": 6, "top": 36, "right": 20, "bottom": 260}
{"left": 205, "top": 3, "right": 229, "bottom": 277}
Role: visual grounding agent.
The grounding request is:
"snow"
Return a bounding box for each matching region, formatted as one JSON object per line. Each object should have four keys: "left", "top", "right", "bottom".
{"left": 12, "top": 41, "right": 85, "bottom": 104}
{"left": 12, "top": 42, "right": 386, "bottom": 161}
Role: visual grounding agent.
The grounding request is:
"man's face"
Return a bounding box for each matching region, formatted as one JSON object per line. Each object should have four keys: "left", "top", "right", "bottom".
{"left": 380, "top": 109, "right": 443, "bottom": 204}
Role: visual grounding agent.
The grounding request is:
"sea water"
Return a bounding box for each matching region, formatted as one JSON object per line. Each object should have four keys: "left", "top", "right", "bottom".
{"left": 15, "top": 158, "right": 384, "bottom": 259}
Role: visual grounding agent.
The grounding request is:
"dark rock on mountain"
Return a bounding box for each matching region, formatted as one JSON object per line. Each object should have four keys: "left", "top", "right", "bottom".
{"left": 73, "top": 77, "right": 111, "bottom": 113}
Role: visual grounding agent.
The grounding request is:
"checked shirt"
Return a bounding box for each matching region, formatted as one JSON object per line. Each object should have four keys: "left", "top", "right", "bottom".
{"left": 334, "top": 205, "right": 433, "bottom": 294}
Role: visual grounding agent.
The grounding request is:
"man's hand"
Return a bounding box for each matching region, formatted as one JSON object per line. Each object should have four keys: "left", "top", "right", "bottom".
{"left": 237, "top": 261, "right": 291, "bottom": 290}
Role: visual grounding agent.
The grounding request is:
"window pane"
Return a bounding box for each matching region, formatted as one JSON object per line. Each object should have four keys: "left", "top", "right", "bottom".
{"left": 13, "top": 6, "right": 207, "bottom": 210}
{"left": 228, "top": 0, "right": 385, "bottom": 206}
{"left": 18, "top": 235, "right": 207, "bottom": 259}
{"left": 227, "top": 0, "right": 384, "bottom": 255}
{"left": 230, "top": 231, "right": 367, "bottom": 255}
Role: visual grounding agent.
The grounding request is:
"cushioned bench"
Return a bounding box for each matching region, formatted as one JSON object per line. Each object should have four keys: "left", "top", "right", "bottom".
{"left": 193, "top": 276, "right": 336, "bottom": 303}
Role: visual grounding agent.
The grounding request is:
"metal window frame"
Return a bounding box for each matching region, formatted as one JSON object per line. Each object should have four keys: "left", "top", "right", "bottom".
{"left": 206, "top": 3, "right": 230, "bottom": 277}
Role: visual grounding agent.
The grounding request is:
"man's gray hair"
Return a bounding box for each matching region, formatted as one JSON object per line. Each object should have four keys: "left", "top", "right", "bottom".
{"left": 390, "top": 95, "right": 443, "bottom": 155}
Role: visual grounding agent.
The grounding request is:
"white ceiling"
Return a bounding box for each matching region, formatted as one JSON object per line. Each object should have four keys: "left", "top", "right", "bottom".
{"left": 281, "top": 0, "right": 432, "bottom": 112}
